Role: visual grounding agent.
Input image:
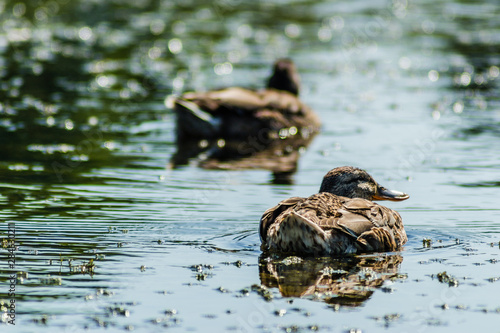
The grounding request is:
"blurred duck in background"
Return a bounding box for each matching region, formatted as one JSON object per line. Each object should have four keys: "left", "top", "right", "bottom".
{"left": 171, "top": 59, "right": 321, "bottom": 141}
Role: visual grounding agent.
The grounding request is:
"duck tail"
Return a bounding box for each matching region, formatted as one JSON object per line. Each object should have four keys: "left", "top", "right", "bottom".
{"left": 274, "top": 211, "right": 328, "bottom": 255}
{"left": 174, "top": 99, "right": 221, "bottom": 138}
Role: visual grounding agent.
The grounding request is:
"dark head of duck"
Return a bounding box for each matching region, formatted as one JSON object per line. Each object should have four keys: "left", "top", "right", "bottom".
{"left": 267, "top": 58, "right": 301, "bottom": 96}
{"left": 319, "top": 166, "right": 409, "bottom": 201}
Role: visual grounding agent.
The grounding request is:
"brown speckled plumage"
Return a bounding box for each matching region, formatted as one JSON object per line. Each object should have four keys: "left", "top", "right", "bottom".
{"left": 260, "top": 166, "right": 409, "bottom": 255}
{"left": 173, "top": 59, "right": 321, "bottom": 140}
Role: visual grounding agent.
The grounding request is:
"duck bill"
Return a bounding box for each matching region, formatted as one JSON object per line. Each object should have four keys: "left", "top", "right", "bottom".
{"left": 373, "top": 186, "right": 409, "bottom": 201}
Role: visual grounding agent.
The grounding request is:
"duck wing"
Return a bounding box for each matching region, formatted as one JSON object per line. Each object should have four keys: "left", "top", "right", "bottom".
{"left": 181, "top": 87, "right": 308, "bottom": 114}
{"left": 335, "top": 198, "right": 407, "bottom": 251}
{"left": 181, "top": 88, "right": 264, "bottom": 113}
{"left": 290, "top": 194, "right": 406, "bottom": 253}
{"left": 259, "top": 196, "right": 304, "bottom": 242}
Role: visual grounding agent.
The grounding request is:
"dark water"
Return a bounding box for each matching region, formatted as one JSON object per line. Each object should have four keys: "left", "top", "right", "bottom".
{"left": 1, "top": 0, "right": 500, "bottom": 332}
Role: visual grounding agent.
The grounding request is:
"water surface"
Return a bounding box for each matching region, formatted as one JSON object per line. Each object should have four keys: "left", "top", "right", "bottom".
{"left": 1, "top": 0, "right": 500, "bottom": 332}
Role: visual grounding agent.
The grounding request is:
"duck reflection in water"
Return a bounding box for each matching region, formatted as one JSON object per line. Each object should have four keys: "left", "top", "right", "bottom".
{"left": 259, "top": 253, "right": 404, "bottom": 307}
{"left": 170, "top": 131, "right": 316, "bottom": 184}
{"left": 168, "top": 59, "right": 319, "bottom": 184}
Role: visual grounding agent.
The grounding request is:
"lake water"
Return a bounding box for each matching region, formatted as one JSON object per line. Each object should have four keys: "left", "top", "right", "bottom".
{"left": 1, "top": 0, "right": 500, "bottom": 332}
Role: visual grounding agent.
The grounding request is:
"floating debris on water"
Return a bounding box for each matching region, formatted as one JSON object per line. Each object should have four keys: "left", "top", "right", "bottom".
{"left": 91, "top": 317, "right": 110, "bottom": 328}
{"left": 251, "top": 284, "right": 273, "bottom": 302}
{"left": 152, "top": 309, "right": 181, "bottom": 328}
{"left": 70, "top": 259, "right": 95, "bottom": 275}
{"left": 277, "top": 324, "right": 326, "bottom": 332}
{"left": 165, "top": 309, "right": 177, "bottom": 316}
{"left": 188, "top": 263, "right": 214, "bottom": 280}
{"left": 85, "top": 288, "right": 115, "bottom": 301}
{"left": 96, "top": 288, "right": 114, "bottom": 297}
{"left": 196, "top": 272, "right": 212, "bottom": 281}
{"left": 222, "top": 260, "right": 246, "bottom": 267}
{"left": 217, "top": 286, "right": 229, "bottom": 293}
{"left": 384, "top": 313, "right": 401, "bottom": 323}
{"left": 370, "top": 313, "right": 401, "bottom": 328}
{"left": 433, "top": 271, "right": 459, "bottom": 287}
{"left": 426, "top": 317, "right": 447, "bottom": 326}
{"left": 31, "top": 315, "right": 50, "bottom": 325}
{"left": 238, "top": 288, "right": 250, "bottom": 297}
{"left": 203, "top": 314, "right": 217, "bottom": 319}
{"left": 40, "top": 276, "right": 62, "bottom": 285}
{"left": 274, "top": 309, "right": 286, "bottom": 317}
{"left": 430, "top": 258, "right": 448, "bottom": 264}
{"left": 282, "top": 324, "right": 299, "bottom": 332}
{"left": 423, "top": 238, "right": 432, "bottom": 248}
{"left": 106, "top": 305, "right": 130, "bottom": 317}
{"left": 346, "top": 329, "right": 362, "bottom": 333}
{"left": 190, "top": 264, "right": 214, "bottom": 271}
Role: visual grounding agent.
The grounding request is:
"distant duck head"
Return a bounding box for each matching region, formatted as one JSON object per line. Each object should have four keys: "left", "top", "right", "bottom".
{"left": 319, "top": 166, "right": 410, "bottom": 201}
{"left": 266, "top": 58, "right": 301, "bottom": 96}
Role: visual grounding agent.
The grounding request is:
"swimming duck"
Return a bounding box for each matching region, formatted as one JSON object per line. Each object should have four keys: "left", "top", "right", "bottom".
{"left": 173, "top": 59, "right": 321, "bottom": 140}
{"left": 260, "top": 166, "right": 409, "bottom": 255}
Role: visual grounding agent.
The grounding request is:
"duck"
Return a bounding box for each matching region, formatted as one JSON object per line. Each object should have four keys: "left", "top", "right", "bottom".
{"left": 259, "top": 166, "right": 409, "bottom": 255}
{"left": 172, "top": 59, "right": 321, "bottom": 140}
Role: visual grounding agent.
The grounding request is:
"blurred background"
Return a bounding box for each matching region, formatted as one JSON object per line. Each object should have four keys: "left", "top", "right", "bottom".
{"left": 1, "top": 0, "right": 500, "bottom": 331}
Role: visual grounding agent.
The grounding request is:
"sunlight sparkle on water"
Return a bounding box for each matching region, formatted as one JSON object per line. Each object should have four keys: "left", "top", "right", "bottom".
{"left": 428, "top": 70, "right": 439, "bottom": 82}
{"left": 168, "top": 38, "right": 183, "bottom": 54}
{"left": 489, "top": 65, "right": 499, "bottom": 78}
{"left": 453, "top": 101, "right": 464, "bottom": 114}
{"left": 399, "top": 57, "right": 411, "bottom": 70}
{"left": 285, "top": 24, "right": 301, "bottom": 38}
{"left": 459, "top": 72, "right": 472, "bottom": 86}
{"left": 78, "top": 27, "right": 93, "bottom": 41}
{"left": 214, "top": 62, "right": 233, "bottom": 75}
{"left": 64, "top": 119, "right": 74, "bottom": 130}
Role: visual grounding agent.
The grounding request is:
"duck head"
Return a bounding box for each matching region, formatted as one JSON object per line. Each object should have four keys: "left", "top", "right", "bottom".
{"left": 267, "top": 58, "right": 301, "bottom": 96}
{"left": 319, "top": 166, "right": 409, "bottom": 201}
